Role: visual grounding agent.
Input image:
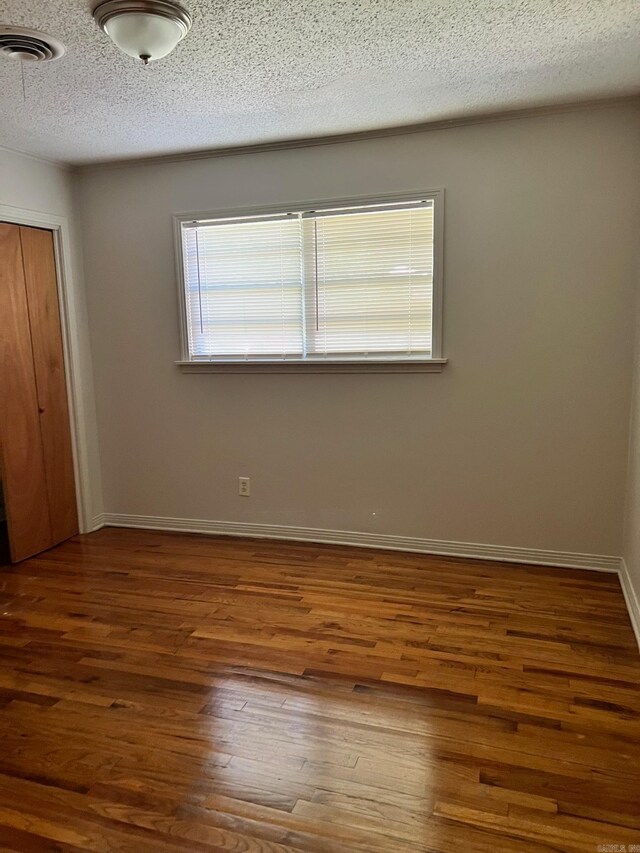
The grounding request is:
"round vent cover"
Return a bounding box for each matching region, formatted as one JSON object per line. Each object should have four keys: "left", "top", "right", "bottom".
{"left": 0, "top": 26, "right": 65, "bottom": 61}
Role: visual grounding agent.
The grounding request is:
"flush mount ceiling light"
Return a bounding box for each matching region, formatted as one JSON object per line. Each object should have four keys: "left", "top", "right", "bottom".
{"left": 0, "top": 26, "right": 66, "bottom": 61}
{"left": 93, "top": 0, "right": 191, "bottom": 64}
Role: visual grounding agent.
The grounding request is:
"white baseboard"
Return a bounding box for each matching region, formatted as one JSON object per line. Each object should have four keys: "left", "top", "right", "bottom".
{"left": 90, "top": 513, "right": 107, "bottom": 532}
{"left": 619, "top": 559, "right": 640, "bottom": 651}
{"left": 89, "top": 512, "right": 639, "bottom": 651}
{"left": 95, "top": 512, "right": 621, "bottom": 572}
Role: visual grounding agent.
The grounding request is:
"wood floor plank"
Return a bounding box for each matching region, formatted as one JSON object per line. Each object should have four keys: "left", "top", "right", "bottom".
{"left": 0, "top": 527, "right": 639, "bottom": 851}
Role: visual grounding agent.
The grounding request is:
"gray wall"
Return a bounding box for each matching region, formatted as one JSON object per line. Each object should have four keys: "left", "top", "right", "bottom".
{"left": 624, "top": 274, "right": 640, "bottom": 632}
{"left": 77, "top": 104, "right": 640, "bottom": 556}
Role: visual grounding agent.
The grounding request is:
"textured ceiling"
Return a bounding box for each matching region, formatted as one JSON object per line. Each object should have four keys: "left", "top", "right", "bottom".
{"left": 0, "top": 0, "right": 638, "bottom": 164}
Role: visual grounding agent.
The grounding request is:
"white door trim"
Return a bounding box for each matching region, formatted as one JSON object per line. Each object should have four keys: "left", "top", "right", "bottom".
{"left": 0, "top": 202, "right": 93, "bottom": 533}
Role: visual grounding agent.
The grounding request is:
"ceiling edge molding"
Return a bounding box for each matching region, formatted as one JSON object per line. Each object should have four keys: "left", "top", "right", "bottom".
{"left": 0, "top": 142, "right": 71, "bottom": 171}
{"left": 74, "top": 93, "right": 640, "bottom": 172}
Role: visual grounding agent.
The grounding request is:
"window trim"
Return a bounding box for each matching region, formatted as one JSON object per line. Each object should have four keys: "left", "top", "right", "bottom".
{"left": 173, "top": 189, "right": 445, "bottom": 373}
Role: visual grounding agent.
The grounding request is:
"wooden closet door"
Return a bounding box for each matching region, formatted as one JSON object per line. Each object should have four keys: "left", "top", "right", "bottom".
{"left": 20, "top": 226, "right": 78, "bottom": 547}
{"left": 0, "top": 223, "right": 52, "bottom": 561}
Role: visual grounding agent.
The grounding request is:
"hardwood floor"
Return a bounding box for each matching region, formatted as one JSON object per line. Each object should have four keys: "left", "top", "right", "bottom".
{"left": 0, "top": 527, "right": 639, "bottom": 852}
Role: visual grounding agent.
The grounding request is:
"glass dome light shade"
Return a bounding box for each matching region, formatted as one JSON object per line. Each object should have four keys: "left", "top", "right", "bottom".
{"left": 104, "top": 13, "right": 182, "bottom": 61}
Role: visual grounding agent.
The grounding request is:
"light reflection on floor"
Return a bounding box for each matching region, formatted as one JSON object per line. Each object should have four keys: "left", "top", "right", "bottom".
{"left": 196, "top": 668, "right": 439, "bottom": 849}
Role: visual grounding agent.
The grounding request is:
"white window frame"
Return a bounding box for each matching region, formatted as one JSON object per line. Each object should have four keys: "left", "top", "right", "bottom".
{"left": 173, "top": 190, "right": 446, "bottom": 373}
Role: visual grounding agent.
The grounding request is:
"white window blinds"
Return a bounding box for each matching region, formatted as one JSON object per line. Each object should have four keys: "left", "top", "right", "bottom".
{"left": 303, "top": 204, "right": 433, "bottom": 357}
{"left": 180, "top": 198, "right": 436, "bottom": 362}
{"left": 182, "top": 215, "right": 304, "bottom": 358}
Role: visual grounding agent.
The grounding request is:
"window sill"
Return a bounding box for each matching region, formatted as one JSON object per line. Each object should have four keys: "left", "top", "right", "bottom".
{"left": 175, "top": 358, "right": 447, "bottom": 374}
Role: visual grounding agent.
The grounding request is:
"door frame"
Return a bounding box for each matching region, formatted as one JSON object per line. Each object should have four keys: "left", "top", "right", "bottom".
{"left": 0, "top": 203, "right": 94, "bottom": 534}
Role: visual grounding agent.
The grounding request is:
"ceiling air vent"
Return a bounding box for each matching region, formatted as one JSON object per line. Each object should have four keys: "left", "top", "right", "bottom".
{"left": 0, "top": 26, "right": 65, "bottom": 61}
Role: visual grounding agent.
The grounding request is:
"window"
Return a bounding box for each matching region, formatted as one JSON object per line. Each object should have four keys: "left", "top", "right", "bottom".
{"left": 176, "top": 193, "right": 444, "bottom": 372}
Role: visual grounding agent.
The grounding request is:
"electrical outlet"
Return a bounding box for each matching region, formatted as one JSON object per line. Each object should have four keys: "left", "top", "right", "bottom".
{"left": 238, "top": 477, "right": 250, "bottom": 497}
